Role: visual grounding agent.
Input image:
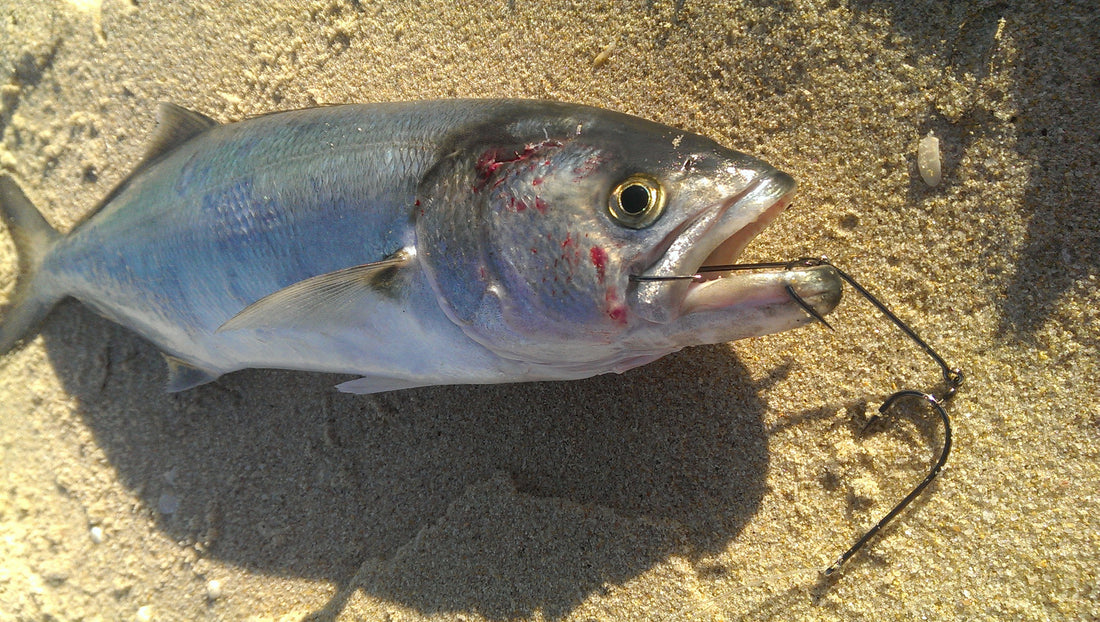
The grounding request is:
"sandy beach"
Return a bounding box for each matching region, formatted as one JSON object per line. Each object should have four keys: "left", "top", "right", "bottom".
{"left": 1, "top": 1, "right": 1097, "bottom": 620}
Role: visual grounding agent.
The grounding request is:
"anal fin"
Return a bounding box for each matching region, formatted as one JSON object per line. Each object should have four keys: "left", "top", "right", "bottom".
{"left": 162, "top": 354, "right": 220, "bottom": 392}
{"left": 335, "top": 375, "right": 431, "bottom": 395}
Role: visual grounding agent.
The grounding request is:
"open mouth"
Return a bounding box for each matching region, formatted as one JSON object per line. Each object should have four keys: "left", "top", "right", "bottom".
{"left": 630, "top": 168, "right": 842, "bottom": 327}
{"left": 680, "top": 185, "right": 795, "bottom": 313}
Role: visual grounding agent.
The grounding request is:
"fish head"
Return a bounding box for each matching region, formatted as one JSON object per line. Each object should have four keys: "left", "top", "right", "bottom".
{"left": 417, "top": 101, "right": 841, "bottom": 372}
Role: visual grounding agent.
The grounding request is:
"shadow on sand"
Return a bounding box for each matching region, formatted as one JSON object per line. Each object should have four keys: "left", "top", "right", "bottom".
{"left": 41, "top": 300, "right": 770, "bottom": 619}
{"left": 858, "top": 0, "right": 1100, "bottom": 345}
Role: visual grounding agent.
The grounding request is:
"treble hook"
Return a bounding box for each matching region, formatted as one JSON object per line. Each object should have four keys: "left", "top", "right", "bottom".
{"left": 633, "top": 257, "right": 963, "bottom": 576}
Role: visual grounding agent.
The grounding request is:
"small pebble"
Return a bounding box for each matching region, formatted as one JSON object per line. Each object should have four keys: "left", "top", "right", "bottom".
{"left": 206, "top": 579, "right": 223, "bottom": 600}
{"left": 918, "top": 130, "right": 942, "bottom": 187}
{"left": 593, "top": 42, "right": 616, "bottom": 68}
{"left": 135, "top": 605, "right": 153, "bottom": 621}
{"left": 158, "top": 491, "right": 180, "bottom": 515}
{"left": 89, "top": 526, "right": 104, "bottom": 544}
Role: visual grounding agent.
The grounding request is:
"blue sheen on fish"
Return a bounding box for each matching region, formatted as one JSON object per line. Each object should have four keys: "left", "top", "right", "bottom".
{"left": 0, "top": 100, "right": 841, "bottom": 393}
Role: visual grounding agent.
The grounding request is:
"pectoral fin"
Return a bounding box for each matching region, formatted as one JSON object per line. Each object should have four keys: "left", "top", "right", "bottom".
{"left": 216, "top": 248, "right": 414, "bottom": 333}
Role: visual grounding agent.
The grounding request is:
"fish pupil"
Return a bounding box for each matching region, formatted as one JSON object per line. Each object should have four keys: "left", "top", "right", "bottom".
{"left": 619, "top": 184, "right": 651, "bottom": 215}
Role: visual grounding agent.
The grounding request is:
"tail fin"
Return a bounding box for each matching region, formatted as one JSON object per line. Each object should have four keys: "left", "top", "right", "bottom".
{"left": 0, "top": 175, "right": 64, "bottom": 355}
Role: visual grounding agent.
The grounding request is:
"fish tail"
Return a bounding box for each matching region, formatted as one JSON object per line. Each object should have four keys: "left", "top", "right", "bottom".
{"left": 0, "top": 174, "right": 64, "bottom": 355}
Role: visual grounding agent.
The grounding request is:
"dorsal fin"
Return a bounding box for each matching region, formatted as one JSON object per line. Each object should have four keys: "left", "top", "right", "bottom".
{"left": 142, "top": 102, "right": 219, "bottom": 164}
{"left": 74, "top": 103, "right": 220, "bottom": 228}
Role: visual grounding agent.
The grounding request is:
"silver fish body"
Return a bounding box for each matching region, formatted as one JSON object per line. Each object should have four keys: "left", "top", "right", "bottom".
{"left": 0, "top": 99, "right": 841, "bottom": 393}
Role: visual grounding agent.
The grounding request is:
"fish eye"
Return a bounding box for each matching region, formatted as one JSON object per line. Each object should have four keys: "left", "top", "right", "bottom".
{"left": 608, "top": 174, "right": 665, "bottom": 229}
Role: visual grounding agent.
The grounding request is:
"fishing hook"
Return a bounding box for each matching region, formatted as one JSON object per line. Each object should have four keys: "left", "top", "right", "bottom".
{"left": 631, "top": 257, "right": 963, "bottom": 576}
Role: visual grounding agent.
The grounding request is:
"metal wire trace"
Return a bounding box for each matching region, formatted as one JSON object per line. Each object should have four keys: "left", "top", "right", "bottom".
{"left": 632, "top": 257, "right": 964, "bottom": 576}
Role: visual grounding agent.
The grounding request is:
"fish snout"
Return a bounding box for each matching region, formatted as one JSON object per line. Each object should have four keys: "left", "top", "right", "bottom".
{"left": 788, "top": 264, "right": 844, "bottom": 320}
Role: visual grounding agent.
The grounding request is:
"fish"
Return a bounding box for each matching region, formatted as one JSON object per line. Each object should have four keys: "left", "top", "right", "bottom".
{"left": 0, "top": 99, "right": 842, "bottom": 394}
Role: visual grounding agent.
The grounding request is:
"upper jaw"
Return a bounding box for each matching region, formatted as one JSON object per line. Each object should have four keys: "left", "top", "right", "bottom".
{"left": 630, "top": 169, "right": 798, "bottom": 323}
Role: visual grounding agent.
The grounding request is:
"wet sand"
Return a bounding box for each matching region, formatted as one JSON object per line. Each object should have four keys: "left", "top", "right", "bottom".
{"left": 1, "top": 1, "right": 1097, "bottom": 620}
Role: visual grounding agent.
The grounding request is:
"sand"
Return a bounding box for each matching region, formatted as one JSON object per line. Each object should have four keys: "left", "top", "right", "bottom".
{"left": 1, "top": 1, "right": 1097, "bottom": 620}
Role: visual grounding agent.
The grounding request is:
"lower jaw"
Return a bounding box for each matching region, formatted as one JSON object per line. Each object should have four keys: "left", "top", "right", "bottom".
{"left": 678, "top": 264, "right": 842, "bottom": 326}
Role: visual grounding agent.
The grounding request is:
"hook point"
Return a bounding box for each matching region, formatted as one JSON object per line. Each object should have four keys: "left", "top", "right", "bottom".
{"left": 785, "top": 284, "right": 834, "bottom": 330}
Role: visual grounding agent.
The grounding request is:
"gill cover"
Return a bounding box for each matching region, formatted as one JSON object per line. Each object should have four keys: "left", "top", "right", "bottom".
{"left": 417, "top": 132, "right": 623, "bottom": 363}
{"left": 415, "top": 107, "right": 688, "bottom": 365}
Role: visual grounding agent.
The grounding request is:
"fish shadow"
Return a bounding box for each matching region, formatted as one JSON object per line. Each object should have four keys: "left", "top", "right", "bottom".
{"left": 40, "top": 301, "right": 769, "bottom": 620}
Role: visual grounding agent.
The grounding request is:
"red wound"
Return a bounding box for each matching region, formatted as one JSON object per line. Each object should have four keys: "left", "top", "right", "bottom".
{"left": 590, "top": 246, "right": 608, "bottom": 283}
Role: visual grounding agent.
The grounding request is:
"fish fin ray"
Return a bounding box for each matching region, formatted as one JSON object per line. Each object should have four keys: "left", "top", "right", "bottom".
{"left": 143, "top": 103, "right": 219, "bottom": 164}
{"left": 78, "top": 103, "right": 220, "bottom": 223}
{"left": 335, "top": 376, "right": 431, "bottom": 394}
{"left": 216, "top": 249, "right": 415, "bottom": 333}
{"left": 0, "top": 175, "right": 64, "bottom": 355}
{"left": 162, "top": 354, "right": 221, "bottom": 392}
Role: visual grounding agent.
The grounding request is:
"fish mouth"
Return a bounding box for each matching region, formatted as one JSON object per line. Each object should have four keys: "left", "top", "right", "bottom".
{"left": 631, "top": 169, "right": 842, "bottom": 334}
